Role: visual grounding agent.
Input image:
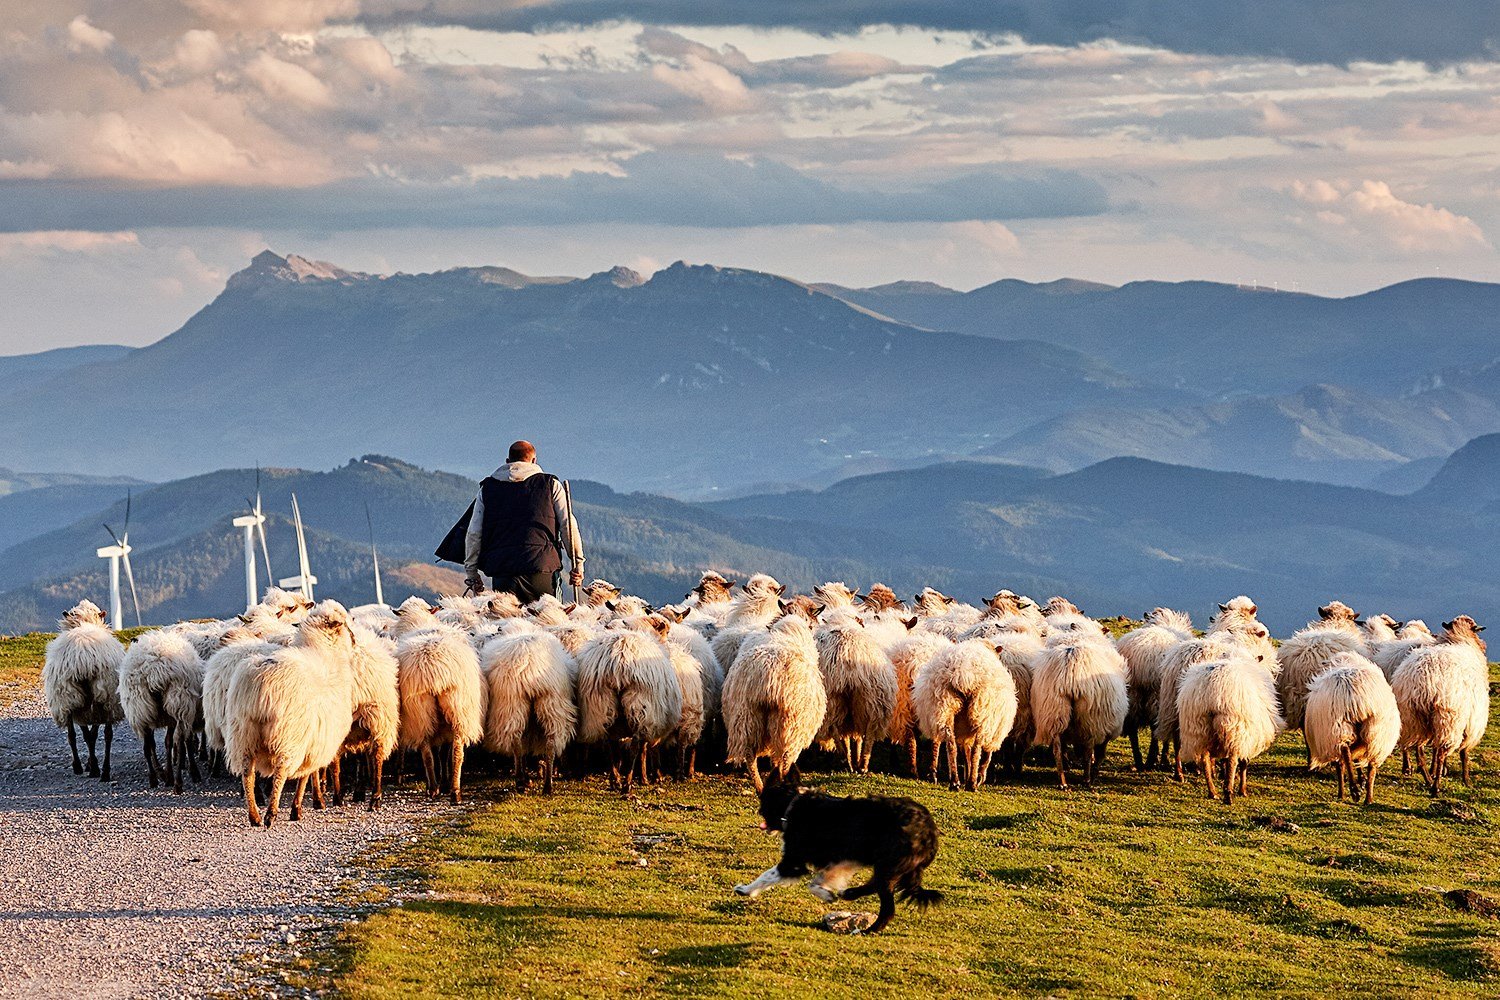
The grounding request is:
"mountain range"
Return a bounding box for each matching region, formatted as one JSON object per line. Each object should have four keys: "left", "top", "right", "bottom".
{"left": 7, "top": 251, "right": 1500, "bottom": 494}
{"left": 3, "top": 441, "right": 1498, "bottom": 636}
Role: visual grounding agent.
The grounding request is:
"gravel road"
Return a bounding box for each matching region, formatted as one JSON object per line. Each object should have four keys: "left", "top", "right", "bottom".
{"left": 0, "top": 689, "right": 442, "bottom": 1000}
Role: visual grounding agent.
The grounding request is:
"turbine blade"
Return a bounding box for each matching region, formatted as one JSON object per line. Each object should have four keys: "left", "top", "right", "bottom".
{"left": 122, "top": 551, "right": 142, "bottom": 628}
{"left": 123, "top": 490, "right": 132, "bottom": 536}
{"left": 256, "top": 518, "right": 273, "bottom": 586}
{"left": 103, "top": 523, "right": 122, "bottom": 548}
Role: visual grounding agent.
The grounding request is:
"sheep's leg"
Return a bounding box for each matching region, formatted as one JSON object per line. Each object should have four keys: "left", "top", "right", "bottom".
{"left": 542, "top": 756, "right": 554, "bottom": 796}
{"left": 514, "top": 753, "right": 529, "bottom": 791}
{"left": 1172, "top": 742, "right": 1185, "bottom": 783}
{"left": 928, "top": 741, "right": 943, "bottom": 784}
{"left": 264, "top": 775, "right": 287, "bottom": 827}
{"left": 843, "top": 738, "right": 855, "bottom": 773}
{"left": 1364, "top": 761, "right": 1378, "bottom": 806}
{"left": 450, "top": 741, "right": 465, "bottom": 805}
{"left": 621, "top": 740, "right": 638, "bottom": 796}
{"left": 1413, "top": 744, "right": 1431, "bottom": 786}
{"left": 82, "top": 723, "right": 100, "bottom": 776}
{"left": 419, "top": 745, "right": 437, "bottom": 796}
{"left": 1222, "top": 758, "right": 1235, "bottom": 805}
{"left": 1336, "top": 749, "right": 1348, "bottom": 801}
{"left": 1145, "top": 735, "right": 1160, "bottom": 770}
{"left": 366, "top": 750, "right": 384, "bottom": 811}
{"left": 290, "top": 776, "right": 309, "bottom": 820}
{"left": 945, "top": 738, "right": 961, "bottom": 791}
{"left": 66, "top": 721, "right": 83, "bottom": 775}
{"left": 310, "top": 770, "right": 326, "bottom": 810}
{"left": 100, "top": 722, "right": 113, "bottom": 782}
{"left": 1401, "top": 747, "right": 1411, "bottom": 776}
{"left": 858, "top": 739, "right": 874, "bottom": 775}
{"left": 1431, "top": 748, "right": 1448, "bottom": 797}
{"left": 686, "top": 744, "right": 698, "bottom": 780}
{"left": 392, "top": 749, "right": 406, "bottom": 787}
{"left": 1129, "top": 728, "right": 1143, "bottom": 772}
{"left": 1080, "top": 741, "right": 1097, "bottom": 789}
{"left": 904, "top": 737, "right": 918, "bottom": 778}
{"left": 172, "top": 725, "right": 186, "bottom": 795}
{"left": 1238, "top": 760, "right": 1249, "bottom": 798}
{"left": 975, "top": 749, "right": 992, "bottom": 788}
{"left": 162, "top": 722, "right": 176, "bottom": 785}
{"left": 243, "top": 771, "right": 262, "bottom": 827}
{"left": 1460, "top": 748, "right": 1472, "bottom": 787}
{"left": 142, "top": 728, "right": 162, "bottom": 789}
{"left": 329, "top": 756, "right": 345, "bottom": 806}
{"left": 746, "top": 757, "right": 764, "bottom": 793}
{"left": 186, "top": 731, "right": 202, "bottom": 784}
{"left": 1052, "top": 737, "right": 1068, "bottom": 790}
{"left": 1200, "top": 753, "right": 1217, "bottom": 801}
{"left": 607, "top": 743, "right": 623, "bottom": 791}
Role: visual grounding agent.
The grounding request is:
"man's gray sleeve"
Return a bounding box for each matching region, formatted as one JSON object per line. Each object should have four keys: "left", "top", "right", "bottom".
{"left": 463, "top": 488, "right": 484, "bottom": 575}
{"left": 553, "top": 479, "right": 584, "bottom": 570}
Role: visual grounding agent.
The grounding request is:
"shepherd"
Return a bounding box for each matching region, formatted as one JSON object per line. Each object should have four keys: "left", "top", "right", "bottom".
{"left": 457, "top": 440, "right": 585, "bottom": 602}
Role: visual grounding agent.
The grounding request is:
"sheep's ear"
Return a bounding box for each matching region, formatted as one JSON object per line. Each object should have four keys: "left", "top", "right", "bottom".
{"left": 606, "top": 599, "right": 617, "bottom": 611}
{"left": 1478, "top": 624, "right": 1487, "bottom": 632}
{"left": 902, "top": 617, "right": 918, "bottom": 631}
{"left": 777, "top": 584, "right": 787, "bottom": 596}
{"left": 1218, "top": 603, "right": 1228, "bottom": 612}
{"left": 1257, "top": 654, "right": 1265, "bottom": 661}
{"left": 777, "top": 599, "right": 789, "bottom": 613}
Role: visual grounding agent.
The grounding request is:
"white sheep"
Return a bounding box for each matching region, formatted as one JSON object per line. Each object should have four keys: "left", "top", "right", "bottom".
{"left": 913, "top": 588, "right": 983, "bottom": 641}
{"left": 886, "top": 631, "right": 953, "bottom": 777}
{"left": 332, "top": 625, "right": 402, "bottom": 810}
{"left": 1277, "top": 601, "right": 1368, "bottom": 747}
{"left": 202, "top": 627, "right": 276, "bottom": 756}
{"left": 42, "top": 600, "right": 125, "bottom": 780}
{"left": 1304, "top": 651, "right": 1400, "bottom": 804}
{"left": 225, "top": 602, "right": 357, "bottom": 826}
{"left": 684, "top": 570, "right": 737, "bottom": 626}
{"left": 1391, "top": 615, "right": 1490, "bottom": 795}
{"left": 118, "top": 627, "right": 204, "bottom": 793}
{"left": 711, "top": 574, "right": 786, "bottom": 674}
{"left": 1116, "top": 608, "right": 1195, "bottom": 770}
{"left": 482, "top": 629, "right": 577, "bottom": 793}
{"left": 1176, "top": 654, "right": 1284, "bottom": 804}
{"left": 575, "top": 627, "right": 682, "bottom": 794}
{"left": 394, "top": 602, "right": 485, "bottom": 804}
{"left": 1372, "top": 619, "right": 1436, "bottom": 680}
{"left": 1154, "top": 625, "right": 1270, "bottom": 780}
{"left": 913, "top": 639, "right": 1017, "bottom": 790}
{"left": 722, "top": 614, "right": 826, "bottom": 791}
{"left": 1030, "top": 636, "right": 1129, "bottom": 788}
{"left": 961, "top": 619, "right": 1042, "bottom": 774}
{"left": 814, "top": 618, "right": 898, "bottom": 773}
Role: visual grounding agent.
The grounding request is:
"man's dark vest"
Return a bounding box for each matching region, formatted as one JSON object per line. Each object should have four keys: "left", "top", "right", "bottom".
{"left": 477, "top": 474, "right": 562, "bottom": 578}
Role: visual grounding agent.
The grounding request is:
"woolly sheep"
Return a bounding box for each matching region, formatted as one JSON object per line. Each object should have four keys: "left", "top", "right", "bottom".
{"left": 961, "top": 619, "right": 1042, "bottom": 774}
{"left": 482, "top": 629, "right": 577, "bottom": 793}
{"left": 722, "top": 614, "right": 826, "bottom": 792}
{"left": 859, "top": 583, "right": 904, "bottom": 613}
{"left": 1177, "top": 654, "right": 1284, "bottom": 804}
{"left": 1372, "top": 619, "right": 1436, "bottom": 680}
{"left": 394, "top": 603, "right": 485, "bottom": 804}
{"left": 225, "top": 602, "right": 357, "bottom": 826}
{"left": 575, "top": 627, "right": 682, "bottom": 794}
{"left": 913, "top": 639, "right": 1017, "bottom": 790}
{"left": 118, "top": 627, "right": 204, "bottom": 793}
{"left": 1154, "top": 620, "right": 1272, "bottom": 779}
{"left": 886, "top": 631, "right": 953, "bottom": 777}
{"left": 914, "top": 588, "right": 983, "bottom": 641}
{"left": 1116, "top": 608, "right": 1195, "bottom": 770}
{"left": 1277, "top": 601, "right": 1368, "bottom": 741}
{"left": 1031, "top": 636, "right": 1129, "bottom": 788}
{"left": 1391, "top": 615, "right": 1490, "bottom": 795}
{"left": 202, "top": 627, "right": 276, "bottom": 755}
{"left": 331, "top": 625, "right": 402, "bottom": 809}
{"left": 814, "top": 618, "right": 898, "bottom": 773}
{"left": 1304, "top": 651, "right": 1400, "bottom": 804}
{"left": 42, "top": 600, "right": 125, "bottom": 780}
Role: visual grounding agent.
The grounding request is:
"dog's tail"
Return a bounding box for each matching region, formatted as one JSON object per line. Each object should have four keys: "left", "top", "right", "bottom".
{"left": 900, "top": 886, "right": 944, "bottom": 909}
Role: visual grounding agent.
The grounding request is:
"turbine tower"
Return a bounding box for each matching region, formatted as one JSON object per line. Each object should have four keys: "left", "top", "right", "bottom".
{"left": 95, "top": 491, "right": 142, "bottom": 630}
{"left": 277, "top": 492, "right": 317, "bottom": 600}
{"left": 366, "top": 502, "right": 385, "bottom": 607}
{"left": 232, "top": 470, "right": 272, "bottom": 612}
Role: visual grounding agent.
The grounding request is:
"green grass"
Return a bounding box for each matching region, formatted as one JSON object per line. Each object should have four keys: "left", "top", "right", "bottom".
{"left": 336, "top": 664, "right": 1500, "bottom": 999}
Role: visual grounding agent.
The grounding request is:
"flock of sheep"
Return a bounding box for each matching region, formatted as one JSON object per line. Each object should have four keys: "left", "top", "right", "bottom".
{"left": 37, "top": 572, "right": 1491, "bottom": 825}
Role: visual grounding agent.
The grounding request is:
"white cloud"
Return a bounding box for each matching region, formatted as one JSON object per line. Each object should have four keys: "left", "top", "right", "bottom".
{"left": 66, "top": 16, "right": 115, "bottom": 54}
{"left": 1290, "top": 179, "right": 1489, "bottom": 253}
{"left": 0, "top": 230, "right": 140, "bottom": 256}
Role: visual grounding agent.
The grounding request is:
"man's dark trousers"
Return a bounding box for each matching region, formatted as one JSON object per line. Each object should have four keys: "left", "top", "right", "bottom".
{"left": 489, "top": 571, "right": 559, "bottom": 603}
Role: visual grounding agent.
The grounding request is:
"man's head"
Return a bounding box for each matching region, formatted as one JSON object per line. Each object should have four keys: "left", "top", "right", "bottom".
{"left": 508, "top": 440, "right": 536, "bottom": 463}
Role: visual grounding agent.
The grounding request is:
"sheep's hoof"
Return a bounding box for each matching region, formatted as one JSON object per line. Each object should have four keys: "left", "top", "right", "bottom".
{"left": 87, "top": 761, "right": 99, "bottom": 776}
{"left": 99, "top": 769, "right": 110, "bottom": 782}
{"left": 450, "top": 792, "right": 462, "bottom": 805}
{"left": 367, "top": 798, "right": 381, "bottom": 812}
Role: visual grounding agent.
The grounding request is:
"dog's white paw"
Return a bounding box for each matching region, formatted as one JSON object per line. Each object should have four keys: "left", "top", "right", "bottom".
{"left": 733, "top": 884, "right": 757, "bottom": 898}
{"left": 808, "top": 884, "right": 838, "bottom": 903}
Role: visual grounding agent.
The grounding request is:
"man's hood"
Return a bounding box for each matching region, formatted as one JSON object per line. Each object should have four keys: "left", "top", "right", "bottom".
{"left": 491, "top": 461, "right": 542, "bottom": 481}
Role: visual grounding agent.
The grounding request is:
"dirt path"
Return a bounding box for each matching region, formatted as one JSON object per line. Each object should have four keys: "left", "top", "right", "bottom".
{"left": 0, "top": 689, "right": 440, "bottom": 999}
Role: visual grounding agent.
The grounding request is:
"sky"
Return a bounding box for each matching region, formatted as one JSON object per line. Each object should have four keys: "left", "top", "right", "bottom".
{"left": 2, "top": 2, "right": 1499, "bottom": 353}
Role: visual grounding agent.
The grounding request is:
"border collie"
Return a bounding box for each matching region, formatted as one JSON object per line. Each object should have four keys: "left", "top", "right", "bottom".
{"left": 733, "top": 778, "right": 942, "bottom": 934}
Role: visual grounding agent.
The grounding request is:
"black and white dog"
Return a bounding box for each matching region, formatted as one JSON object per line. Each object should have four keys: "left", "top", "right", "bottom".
{"left": 733, "top": 778, "right": 942, "bottom": 934}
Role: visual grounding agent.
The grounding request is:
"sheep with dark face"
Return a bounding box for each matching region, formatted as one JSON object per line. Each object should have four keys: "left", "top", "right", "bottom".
{"left": 42, "top": 601, "right": 125, "bottom": 781}
{"left": 1391, "top": 615, "right": 1490, "bottom": 795}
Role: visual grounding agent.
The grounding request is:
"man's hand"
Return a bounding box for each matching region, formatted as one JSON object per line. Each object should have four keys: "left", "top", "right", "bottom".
{"left": 465, "top": 572, "right": 483, "bottom": 594}
{"left": 569, "top": 568, "right": 584, "bottom": 588}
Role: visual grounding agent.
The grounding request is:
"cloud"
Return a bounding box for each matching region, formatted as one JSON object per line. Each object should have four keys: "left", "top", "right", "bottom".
{"left": 0, "top": 153, "right": 1108, "bottom": 231}
{"left": 1289, "top": 179, "right": 1489, "bottom": 253}
{"left": 356, "top": 2, "right": 1500, "bottom": 67}
{"left": 0, "top": 230, "right": 140, "bottom": 256}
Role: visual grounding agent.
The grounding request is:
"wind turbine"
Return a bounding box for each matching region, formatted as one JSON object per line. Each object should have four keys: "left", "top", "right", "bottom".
{"left": 277, "top": 492, "right": 316, "bottom": 600}
{"left": 366, "top": 502, "right": 385, "bottom": 607}
{"left": 232, "top": 469, "right": 273, "bottom": 612}
{"left": 96, "top": 491, "right": 142, "bottom": 630}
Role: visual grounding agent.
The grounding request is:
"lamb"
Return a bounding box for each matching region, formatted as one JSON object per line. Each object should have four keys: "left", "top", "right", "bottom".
{"left": 886, "top": 631, "right": 953, "bottom": 776}
{"left": 331, "top": 625, "right": 402, "bottom": 810}
{"left": 225, "top": 602, "right": 357, "bottom": 826}
{"left": 118, "top": 627, "right": 204, "bottom": 793}
{"left": 1304, "top": 651, "right": 1400, "bottom": 804}
{"left": 1176, "top": 654, "right": 1283, "bottom": 804}
{"left": 394, "top": 604, "right": 486, "bottom": 804}
{"left": 722, "top": 614, "right": 827, "bottom": 791}
{"left": 1277, "top": 601, "right": 1368, "bottom": 746}
{"left": 575, "top": 627, "right": 682, "bottom": 794}
{"left": 1116, "top": 608, "right": 1195, "bottom": 770}
{"left": 482, "top": 629, "right": 577, "bottom": 793}
{"left": 912, "top": 639, "right": 1017, "bottom": 790}
{"left": 1030, "top": 636, "right": 1129, "bottom": 788}
{"left": 42, "top": 600, "right": 125, "bottom": 781}
{"left": 1391, "top": 615, "right": 1490, "bottom": 795}
{"left": 814, "top": 618, "right": 898, "bottom": 773}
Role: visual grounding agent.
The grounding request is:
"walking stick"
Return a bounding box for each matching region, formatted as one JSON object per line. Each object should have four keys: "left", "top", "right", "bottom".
{"left": 563, "top": 479, "right": 581, "bottom": 604}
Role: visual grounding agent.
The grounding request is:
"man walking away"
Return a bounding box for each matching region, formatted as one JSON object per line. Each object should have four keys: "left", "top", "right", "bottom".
{"left": 464, "top": 440, "right": 585, "bottom": 602}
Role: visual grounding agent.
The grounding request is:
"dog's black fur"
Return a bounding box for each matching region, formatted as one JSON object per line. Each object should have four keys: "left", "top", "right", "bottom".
{"left": 749, "top": 777, "right": 942, "bottom": 933}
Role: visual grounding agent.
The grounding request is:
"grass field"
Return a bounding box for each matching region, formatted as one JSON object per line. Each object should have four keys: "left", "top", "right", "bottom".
{"left": 336, "top": 663, "right": 1500, "bottom": 1000}
{"left": 3, "top": 635, "right": 1494, "bottom": 997}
